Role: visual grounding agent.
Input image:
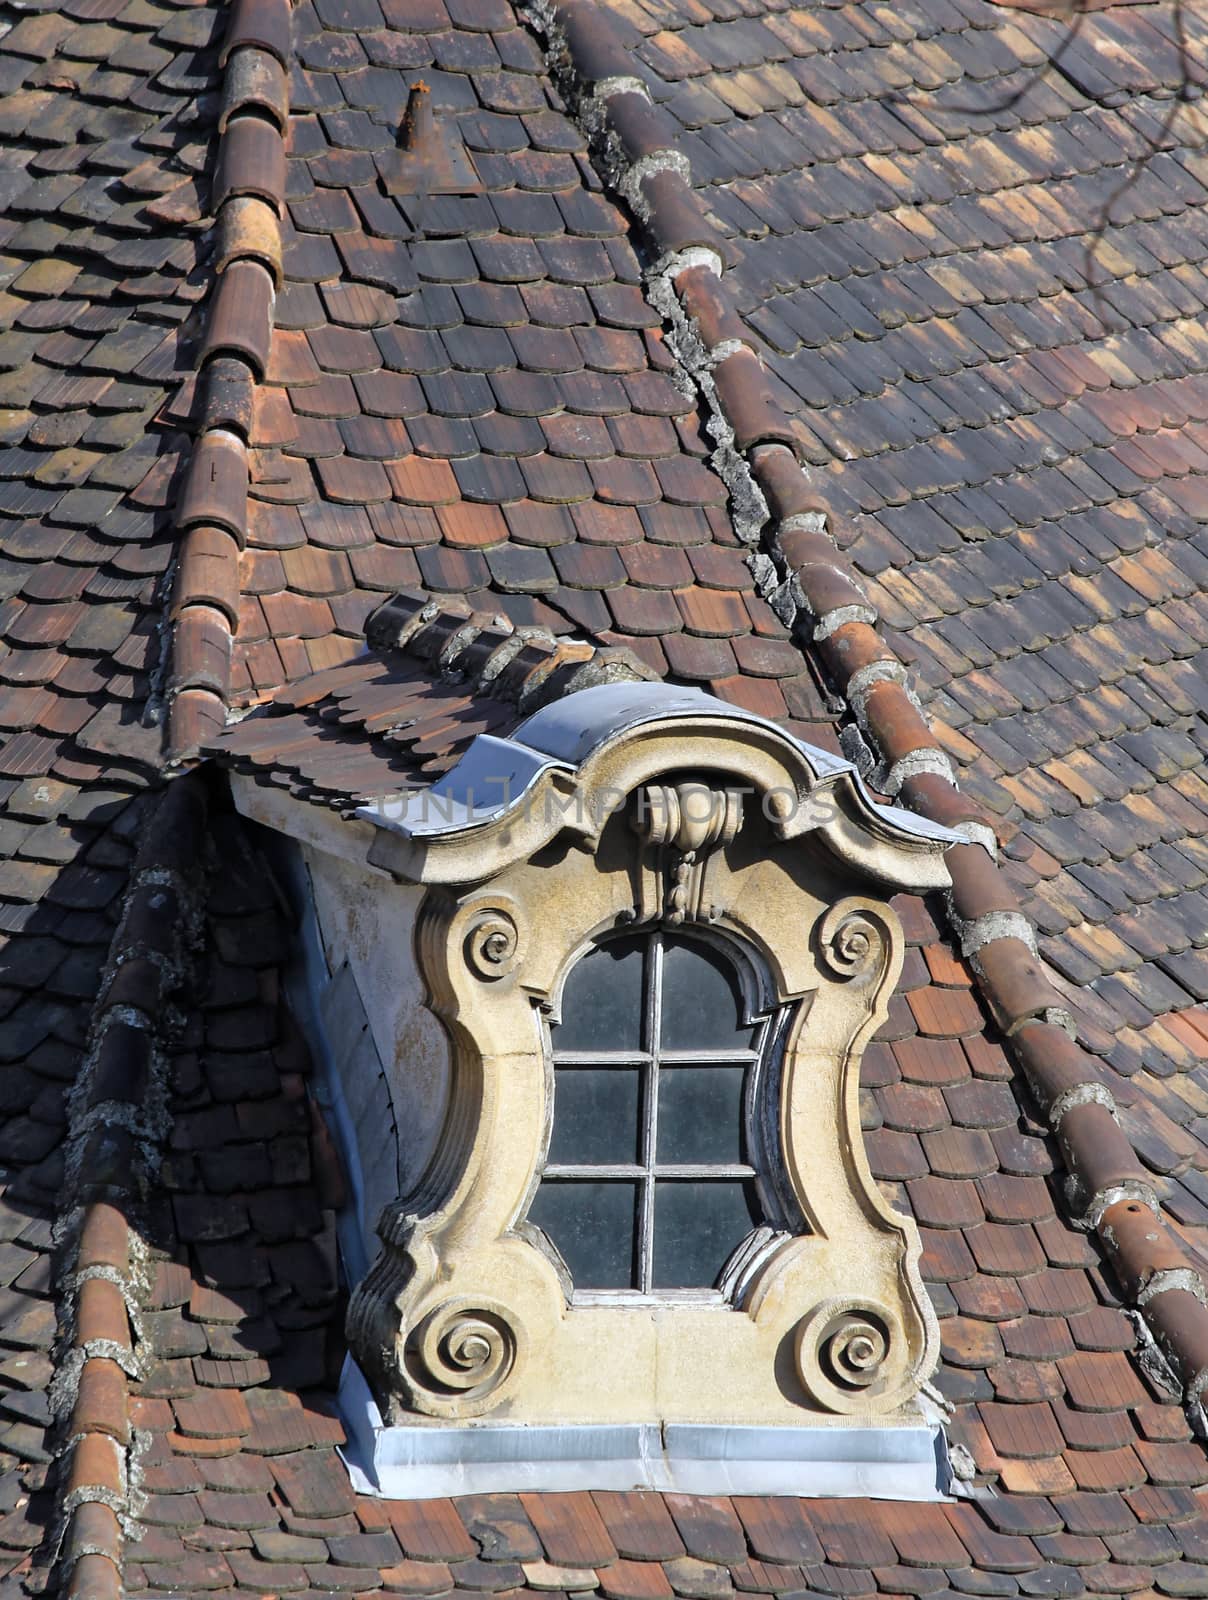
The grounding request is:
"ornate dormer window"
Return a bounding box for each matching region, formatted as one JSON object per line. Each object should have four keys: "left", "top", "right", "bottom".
{"left": 271, "top": 681, "right": 961, "bottom": 1493}
{"left": 226, "top": 678, "right": 962, "bottom": 1493}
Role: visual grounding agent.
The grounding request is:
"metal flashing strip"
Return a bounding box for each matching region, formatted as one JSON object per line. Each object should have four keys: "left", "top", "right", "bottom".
{"left": 359, "top": 734, "right": 570, "bottom": 838}
{"left": 515, "top": 681, "right": 769, "bottom": 766}
{"left": 355, "top": 681, "right": 961, "bottom": 853}
{"left": 338, "top": 1357, "right": 951, "bottom": 1500}
{"left": 865, "top": 795, "right": 959, "bottom": 849}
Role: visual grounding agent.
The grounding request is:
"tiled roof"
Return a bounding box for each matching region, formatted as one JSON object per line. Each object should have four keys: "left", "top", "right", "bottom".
{"left": 0, "top": 0, "right": 215, "bottom": 797}
{"left": 0, "top": 0, "right": 224, "bottom": 1576}
{"left": 212, "top": 592, "right": 616, "bottom": 803}
{"left": 5, "top": 0, "right": 1208, "bottom": 1591}
{"left": 114, "top": 811, "right": 1208, "bottom": 1595}
{"left": 211, "top": 0, "right": 827, "bottom": 728}
{"left": 598, "top": 0, "right": 1208, "bottom": 1037}
{"left": 208, "top": 587, "right": 843, "bottom": 807}
{"left": 528, "top": 0, "right": 1208, "bottom": 1417}
{"left": 161, "top": 0, "right": 289, "bottom": 761}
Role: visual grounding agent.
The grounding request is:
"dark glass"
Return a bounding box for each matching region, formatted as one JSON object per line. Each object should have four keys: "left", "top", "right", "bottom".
{"left": 659, "top": 936, "right": 757, "bottom": 1052}
{"left": 547, "top": 1066, "right": 641, "bottom": 1166}
{"left": 656, "top": 1064, "right": 746, "bottom": 1165}
{"left": 651, "top": 1179, "right": 760, "bottom": 1289}
{"left": 529, "top": 1180, "right": 638, "bottom": 1289}
{"left": 553, "top": 936, "right": 645, "bottom": 1054}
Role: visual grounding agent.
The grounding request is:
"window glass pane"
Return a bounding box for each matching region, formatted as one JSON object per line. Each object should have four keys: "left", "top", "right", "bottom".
{"left": 529, "top": 1180, "right": 638, "bottom": 1290}
{"left": 548, "top": 1066, "right": 641, "bottom": 1166}
{"left": 659, "top": 936, "right": 757, "bottom": 1052}
{"left": 553, "top": 936, "right": 645, "bottom": 1054}
{"left": 657, "top": 1065, "right": 746, "bottom": 1165}
{"left": 651, "top": 1180, "right": 760, "bottom": 1290}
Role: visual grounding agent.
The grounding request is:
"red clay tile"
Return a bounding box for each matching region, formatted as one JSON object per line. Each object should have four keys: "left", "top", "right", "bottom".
{"left": 598, "top": 1560, "right": 675, "bottom": 1600}
{"left": 807, "top": 1501, "right": 895, "bottom": 1568}
{"left": 385, "top": 1500, "right": 477, "bottom": 1563}
{"left": 979, "top": 1401, "right": 1066, "bottom": 1460}
{"left": 662, "top": 1499, "right": 746, "bottom": 1567}
{"left": 519, "top": 1494, "right": 616, "bottom": 1568}
{"left": 730, "top": 1500, "right": 822, "bottom": 1567}
{"left": 707, "top": 674, "right": 789, "bottom": 720}
{"left": 436, "top": 502, "right": 510, "bottom": 549}
{"left": 170, "top": 604, "right": 232, "bottom": 697}
{"left": 591, "top": 1495, "right": 684, "bottom": 1563}
{"left": 214, "top": 115, "right": 286, "bottom": 212}
{"left": 174, "top": 1390, "right": 251, "bottom": 1441}
{"left": 676, "top": 588, "right": 750, "bottom": 638}
{"left": 385, "top": 455, "right": 461, "bottom": 506}
{"left": 316, "top": 456, "right": 392, "bottom": 506}
{"left": 906, "top": 987, "right": 985, "bottom": 1039}
{"left": 1066, "top": 1445, "right": 1147, "bottom": 1494}
{"left": 177, "top": 432, "right": 249, "bottom": 542}
{"left": 1057, "top": 1350, "right": 1148, "bottom": 1413}
{"left": 876, "top": 1502, "right": 969, "bottom": 1568}
{"left": 221, "top": 0, "right": 291, "bottom": 65}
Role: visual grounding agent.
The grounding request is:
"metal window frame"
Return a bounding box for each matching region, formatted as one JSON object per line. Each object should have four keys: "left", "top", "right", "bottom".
{"left": 538, "top": 926, "right": 778, "bottom": 1298}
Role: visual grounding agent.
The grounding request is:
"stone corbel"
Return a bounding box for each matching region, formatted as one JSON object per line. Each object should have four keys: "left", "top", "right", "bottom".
{"left": 630, "top": 780, "right": 744, "bottom": 924}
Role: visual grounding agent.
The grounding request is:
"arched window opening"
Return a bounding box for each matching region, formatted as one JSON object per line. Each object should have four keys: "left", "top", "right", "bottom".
{"left": 529, "top": 929, "right": 782, "bottom": 1297}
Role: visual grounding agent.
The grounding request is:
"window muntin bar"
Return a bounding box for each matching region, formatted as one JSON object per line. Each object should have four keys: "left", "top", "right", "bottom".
{"left": 532, "top": 928, "right": 776, "bottom": 1296}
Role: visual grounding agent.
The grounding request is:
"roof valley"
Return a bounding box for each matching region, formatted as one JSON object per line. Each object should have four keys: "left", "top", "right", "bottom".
{"left": 45, "top": 775, "right": 209, "bottom": 1599}
{"left": 529, "top": 0, "right": 1208, "bottom": 1425}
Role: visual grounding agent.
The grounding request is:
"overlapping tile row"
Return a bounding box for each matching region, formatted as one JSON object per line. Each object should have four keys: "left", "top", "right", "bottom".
{"left": 120, "top": 831, "right": 1208, "bottom": 1595}
{"left": 229, "top": 0, "right": 828, "bottom": 734}
{"left": 122, "top": 806, "right": 352, "bottom": 1597}
{"left": 164, "top": 0, "right": 292, "bottom": 763}
{"left": 0, "top": 0, "right": 223, "bottom": 812}
{"left": 591, "top": 0, "right": 1208, "bottom": 1019}
{"left": 211, "top": 587, "right": 834, "bottom": 809}
{"left": 869, "top": 892, "right": 1207, "bottom": 1512}
{"left": 0, "top": 1180, "right": 56, "bottom": 1589}
{"left": 0, "top": 781, "right": 161, "bottom": 1585}
{"left": 532, "top": 0, "right": 1208, "bottom": 1424}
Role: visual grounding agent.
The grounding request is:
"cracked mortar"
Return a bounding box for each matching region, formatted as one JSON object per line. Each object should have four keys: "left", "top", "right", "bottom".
{"left": 1047, "top": 1079, "right": 1117, "bottom": 1127}
{"left": 1079, "top": 1178, "right": 1162, "bottom": 1234}
{"left": 948, "top": 909, "right": 1037, "bottom": 961}
{"left": 644, "top": 265, "right": 771, "bottom": 553}
{"left": 144, "top": 557, "right": 179, "bottom": 733}
{"left": 1128, "top": 1308, "right": 1185, "bottom": 1401}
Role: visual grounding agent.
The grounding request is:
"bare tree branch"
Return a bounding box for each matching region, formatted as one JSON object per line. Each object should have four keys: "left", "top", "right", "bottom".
{"left": 885, "top": 2, "right": 1208, "bottom": 296}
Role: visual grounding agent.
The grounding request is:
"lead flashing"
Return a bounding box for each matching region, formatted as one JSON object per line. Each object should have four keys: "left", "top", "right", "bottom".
{"left": 358, "top": 680, "right": 961, "bottom": 894}
{"left": 338, "top": 1357, "right": 950, "bottom": 1500}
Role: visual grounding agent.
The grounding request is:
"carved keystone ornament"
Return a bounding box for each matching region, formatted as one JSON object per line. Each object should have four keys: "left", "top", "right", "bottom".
{"left": 349, "top": 685, "right": 959, "bottom": 1427}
